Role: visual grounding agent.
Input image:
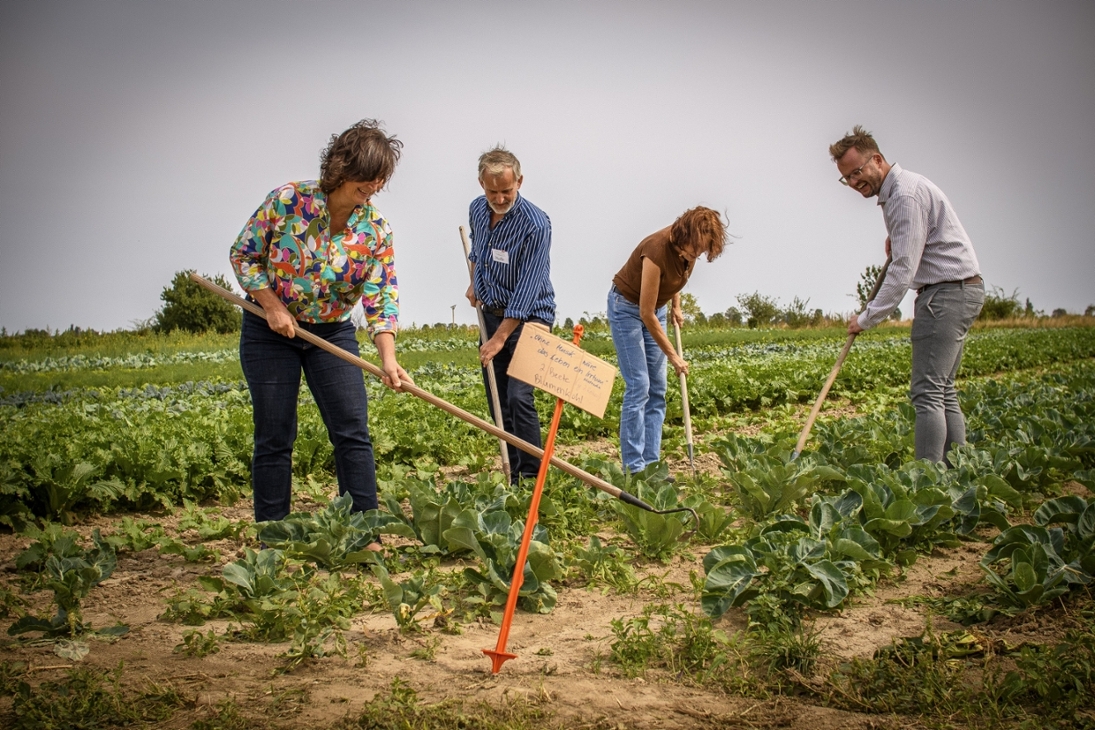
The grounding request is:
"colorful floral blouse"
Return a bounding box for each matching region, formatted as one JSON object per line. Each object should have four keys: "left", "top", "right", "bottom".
{"left": 229, "top": 181, "right": 398, "bottom": 336}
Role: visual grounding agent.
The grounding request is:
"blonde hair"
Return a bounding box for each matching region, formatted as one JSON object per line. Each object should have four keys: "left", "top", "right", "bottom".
{"left": 477, "top": 146, "right": 522, "bottom": 180}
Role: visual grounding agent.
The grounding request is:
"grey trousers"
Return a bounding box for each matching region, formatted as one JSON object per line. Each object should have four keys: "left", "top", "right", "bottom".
{"left": 909, "top": 281, "right": 984, "bottom": 464}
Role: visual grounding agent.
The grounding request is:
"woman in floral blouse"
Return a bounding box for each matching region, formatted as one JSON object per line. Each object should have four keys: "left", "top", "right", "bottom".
{"left": 230, "top": 119, "right": 411, "bottom": 537}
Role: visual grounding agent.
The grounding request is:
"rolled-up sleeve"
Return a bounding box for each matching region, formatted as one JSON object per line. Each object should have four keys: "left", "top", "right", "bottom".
{"left": 860, "top": 195, "right": 927, "bottom": 329}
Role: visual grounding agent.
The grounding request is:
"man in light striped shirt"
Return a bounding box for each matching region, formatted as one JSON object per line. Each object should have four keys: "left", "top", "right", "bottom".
{"left": 465, "top": 146, "right": 555, "bottom": 483}
{"left": 831, "top": 125, "right": 984, "bottom": 465}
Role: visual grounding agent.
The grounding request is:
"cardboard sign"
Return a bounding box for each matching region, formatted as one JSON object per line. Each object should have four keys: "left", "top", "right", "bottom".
{"left": 507, "top": 325, "right": 617, "bottom": 418}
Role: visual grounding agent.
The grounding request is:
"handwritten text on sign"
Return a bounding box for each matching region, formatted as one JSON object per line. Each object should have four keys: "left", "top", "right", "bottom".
{"left": 507, "top": 325, "right": 617, "bottom": 418}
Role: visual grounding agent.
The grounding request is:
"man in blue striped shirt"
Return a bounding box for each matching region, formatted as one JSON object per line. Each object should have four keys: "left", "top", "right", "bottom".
{"left": 465, "top": 146, "right": 555, "bottom": 483}
{"left": 831, "top": 126, "right": 984, "bottom": 466}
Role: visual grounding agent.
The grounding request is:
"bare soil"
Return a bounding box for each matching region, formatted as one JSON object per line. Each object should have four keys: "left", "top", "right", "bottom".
{"left": 0, "top": 465, "right": 1086, "bottom": 729}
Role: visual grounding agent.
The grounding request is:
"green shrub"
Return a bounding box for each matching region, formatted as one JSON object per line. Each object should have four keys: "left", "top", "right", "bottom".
{"left": 153, "top": 270, "right": 241, "bottom": 334}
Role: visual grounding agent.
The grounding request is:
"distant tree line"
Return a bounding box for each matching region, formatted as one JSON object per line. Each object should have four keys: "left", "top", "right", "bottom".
{"left": 4, "top": 268, "right": 1094, "bottom": 339}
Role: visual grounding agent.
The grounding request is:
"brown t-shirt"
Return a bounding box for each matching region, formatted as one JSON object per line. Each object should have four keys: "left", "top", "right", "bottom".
{"left": 612, "top": 227, "right": 695, "bottom": 308}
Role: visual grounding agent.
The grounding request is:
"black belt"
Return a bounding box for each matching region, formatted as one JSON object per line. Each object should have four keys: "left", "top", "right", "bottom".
{"left": 484, "top": 307, "right": 506, "bottom": 317}
{"left": 918, "top": 275, "right": 982, "bottom": 295}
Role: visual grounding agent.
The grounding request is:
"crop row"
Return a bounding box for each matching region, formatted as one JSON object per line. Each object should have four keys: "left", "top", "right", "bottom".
{"left": 700, "top": 359, "right": 1095, "bottom": 626}
{"left": 2, "top": 327, "right": 1093, "bottom": 526}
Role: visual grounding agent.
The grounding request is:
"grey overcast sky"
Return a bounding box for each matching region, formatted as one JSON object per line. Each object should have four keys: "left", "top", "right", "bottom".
{"left": 1, "top": 0, "right": 1093, "bottom": 333}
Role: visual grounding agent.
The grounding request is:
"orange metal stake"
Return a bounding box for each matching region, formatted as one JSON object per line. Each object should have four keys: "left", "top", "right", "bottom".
{"left": 483, "top": 324, "right": 584, "bottom": 674}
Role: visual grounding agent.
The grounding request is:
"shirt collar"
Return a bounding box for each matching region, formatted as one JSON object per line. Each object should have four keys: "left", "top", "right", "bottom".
{"left": 877, "top": 162, "right": 902, "bottom": 206}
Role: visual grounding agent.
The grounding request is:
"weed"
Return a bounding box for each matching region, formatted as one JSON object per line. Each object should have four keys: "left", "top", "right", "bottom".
{"left": 192, "top": 697, "right": 251, "bottom": 730}
{"left": 750, "top": 623, "right": 822, "bottom": 675}
{"left": 821, "top": 624, "right": 1095, "bottom": 728}
{"left": 329, "top": 678, "right": 579, "bottom": 730}
{"left": 609, "top": 603, "right": 735, "bottom": 683}
{"left": 9, "top": 664, "right": 184, "bottom": 729}
{"left": 567, "top": 535, "right": 637, "bottom": 593}
{"left": 0, "top": 582, "right": 24, "bottom": 619}
{"left": 174, "top": 628, "right": 220, "bottom": 657}
{"left": 894, "top": 592, "right": 1006, "bottom": 625}
{"left": 353, "top": 642, "right": 369, "bottom": 668}
{"left": 409, "top": 633, "right": 443, "bottom": 661}
{"left": 0, "top": 660, "right": 27, "bottom": 696}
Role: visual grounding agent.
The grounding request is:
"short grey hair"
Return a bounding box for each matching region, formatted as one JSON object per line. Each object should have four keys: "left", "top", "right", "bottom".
{"left": 477, "top": 145, "right": 522, "bottom": 181}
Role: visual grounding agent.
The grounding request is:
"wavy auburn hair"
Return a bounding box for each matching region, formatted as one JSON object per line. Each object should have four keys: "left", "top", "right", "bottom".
{"left": 319, "top": 119, "right": 403, "bottom": 194}
{"left": 669, "top": 206, "right": 727, "bottom": 262}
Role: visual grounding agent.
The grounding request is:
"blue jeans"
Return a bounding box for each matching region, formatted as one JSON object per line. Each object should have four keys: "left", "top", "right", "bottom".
{"left": 910, "top": 281, "right": 985, "bottom": 464}
{"left": 239, "top": 310, "right": 377, "bottom": 522}
{"left": 481, "top": 312, "right": 547, "bottom": 482}
{"left": 607, "top": 286, "right": 668, "bottom": 473}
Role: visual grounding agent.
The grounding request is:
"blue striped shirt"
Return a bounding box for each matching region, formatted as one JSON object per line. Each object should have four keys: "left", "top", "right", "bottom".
{"left": 468, "top": 194, "right": 555, "bottom": 323}
{"left": 859, "top": 163, "right": 981, "bottom": 329}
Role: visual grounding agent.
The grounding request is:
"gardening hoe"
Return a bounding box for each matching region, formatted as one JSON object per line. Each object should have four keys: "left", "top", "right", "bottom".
{"left": 673, "top": 322, "right": 696, "bottom": 477}
{"left": 189, "top": 274, "right": 699, "bottom": 528}
{"left": 791, "top": 256, "right": 892, "bottom": 460}
{"left": 484, "top": 325, "right": 583, "bottom": 674}
{"left": 459, "top": 225, "right": 511, "bottom": 478}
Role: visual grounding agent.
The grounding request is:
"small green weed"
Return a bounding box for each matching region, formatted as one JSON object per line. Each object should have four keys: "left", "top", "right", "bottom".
{"left": 568, "top": 535, "right": 637, "bottom": 593}
{"left": 9, "top": 664, "right": 184, "bottom": 729}
{"left": 174, "top": 628, "right": 220, "bottom": 657}
{"left": 329, "top": 678, "right": 573, "bottom": 730}
{"left": 609, "top": 603, "right": 735, "bottom": 683}
{"left": 822, "top": 623, "right": 1095, "bottom": 728}
{"left": 192, "top": 697, "right": 250, "bottom": 730}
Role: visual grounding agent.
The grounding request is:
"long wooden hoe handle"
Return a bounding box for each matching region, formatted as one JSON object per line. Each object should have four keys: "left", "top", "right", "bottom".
{"left": 190, "top": 273, "right": 672, "bottom": 514}
{"left": 459, "top": 226, "right": 511, "bottom": 477}
{"left": 673, "top": 322, "right": 696, "bottom": 476}
{"left": 792, "top": 256, "right": 892, "bottom": 459}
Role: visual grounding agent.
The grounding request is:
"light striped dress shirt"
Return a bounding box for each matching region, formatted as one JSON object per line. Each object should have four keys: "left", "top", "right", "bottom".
{"left": 468, "top": 194, "right": 555, "bottom": 323}
{"left": 859, "top": 163, "right": 981, "bottom": 329}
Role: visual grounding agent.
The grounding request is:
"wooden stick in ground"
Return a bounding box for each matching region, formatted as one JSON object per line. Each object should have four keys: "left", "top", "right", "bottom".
{"left": 673, "top": 322, "right": 695, "bottom": 476}
{"left": 188, "top": 273, "right": 684, "bottom": 514}
{"left": 459, "top": 225, "right": 511, "bottom": 477}
{"left": 792, "top": 256, "right": 892, "bottom": 459}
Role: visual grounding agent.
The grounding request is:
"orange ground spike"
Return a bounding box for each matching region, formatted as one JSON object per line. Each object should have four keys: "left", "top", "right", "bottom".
{"left": 483, "top": 325, "right": 584, "bottom": 674}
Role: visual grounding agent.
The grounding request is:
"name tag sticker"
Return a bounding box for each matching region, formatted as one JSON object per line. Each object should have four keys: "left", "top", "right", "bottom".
{"left": 491, "top": 248, "right": 510, "bottom": 264}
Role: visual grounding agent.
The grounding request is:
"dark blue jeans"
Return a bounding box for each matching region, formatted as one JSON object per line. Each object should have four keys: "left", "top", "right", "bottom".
{"left": 481, "top": 312, "right": 547, "bottom": 482}
{"left": 240, "top": 310, "right": 377, "bottom": 522}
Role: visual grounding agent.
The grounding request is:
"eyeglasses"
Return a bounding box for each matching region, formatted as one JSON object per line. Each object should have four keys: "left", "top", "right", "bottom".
{"left": 838, "top": 154, "right": 877, "bottom": 186}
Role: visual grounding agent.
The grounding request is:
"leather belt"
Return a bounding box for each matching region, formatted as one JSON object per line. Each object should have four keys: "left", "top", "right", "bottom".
{"left": 484, "top": 307, "right": 506, "bottom": 317}
{"left": 918, "top": 275, "right": 982, "bottom": 295}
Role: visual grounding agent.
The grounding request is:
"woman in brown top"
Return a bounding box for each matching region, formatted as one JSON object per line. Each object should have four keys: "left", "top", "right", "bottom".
{"left": 607, "top": 207, "right": 726, "bottom": 474}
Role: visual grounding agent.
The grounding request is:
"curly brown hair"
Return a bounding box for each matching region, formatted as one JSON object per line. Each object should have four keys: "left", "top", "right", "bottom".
{"left": 669, "top": 206, "right": 727, "bottom": 262}
{"left": 319, "top": 119, "right": 403, "bottom": 194}
{"left": 829, "top": 124, "right": 884, "bottom": 162}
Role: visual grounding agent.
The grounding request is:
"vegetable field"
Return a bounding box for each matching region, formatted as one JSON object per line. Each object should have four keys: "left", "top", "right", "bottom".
{"left": 1, "top": 323, "right": 1094, "bottom": 729}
